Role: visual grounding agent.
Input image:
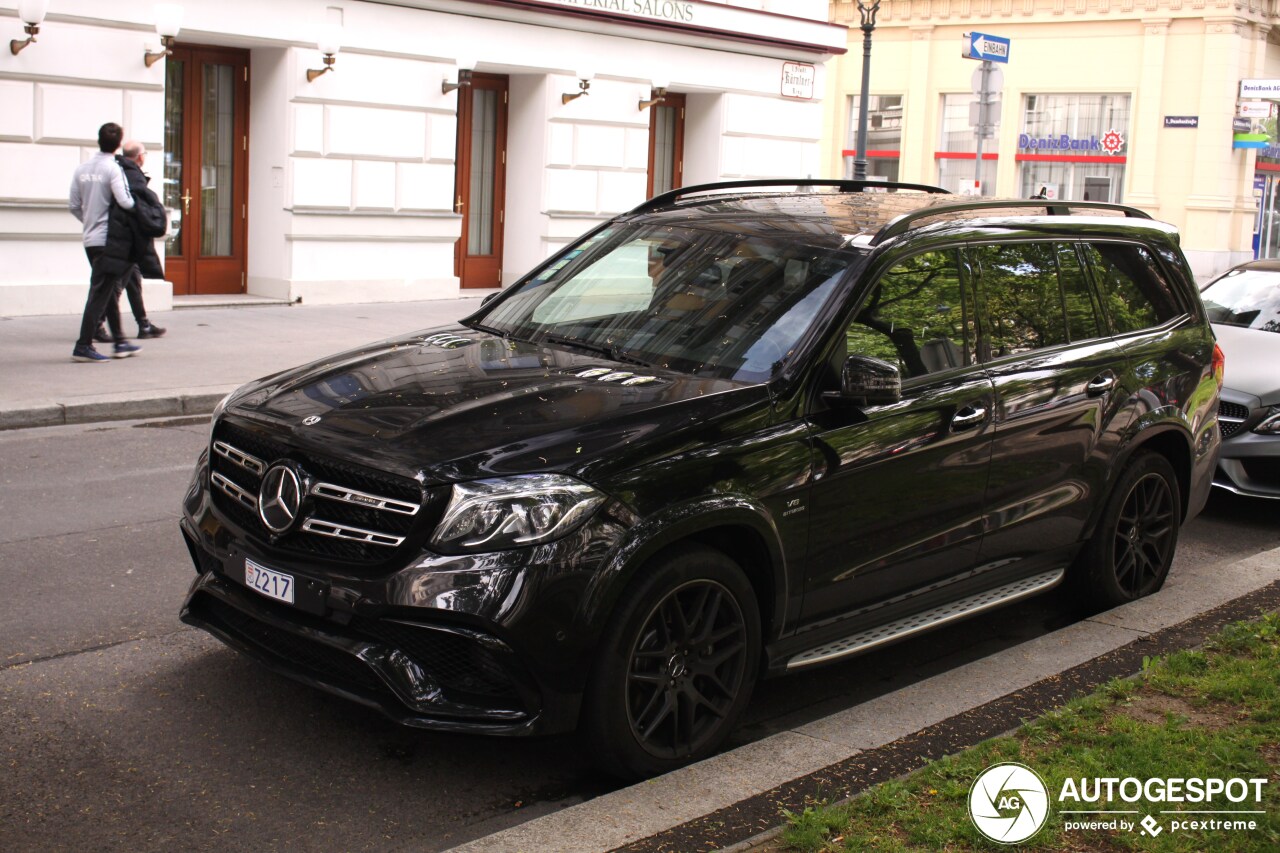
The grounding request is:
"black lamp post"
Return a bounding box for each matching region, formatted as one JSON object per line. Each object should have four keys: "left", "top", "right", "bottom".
{"left": 851, "top": 0, "right": 882, "bottom": 182}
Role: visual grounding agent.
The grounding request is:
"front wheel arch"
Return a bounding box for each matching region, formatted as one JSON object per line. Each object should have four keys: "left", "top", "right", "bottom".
{"left": 581, "top": 542, "right": 762, "bottom": 780}
{"left": 581, "top": 497, "right": 789, "bottom": 646}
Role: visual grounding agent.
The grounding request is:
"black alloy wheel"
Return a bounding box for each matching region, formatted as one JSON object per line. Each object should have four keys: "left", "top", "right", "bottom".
{"left": 1073, "top": 450, "right": 1181, "bottom": 611}
{"left": 584, "top": 544, "right": 760, "bottom": 780}
{"left": 1112, "top": 470, "right": 1177, "bottom": 598}
{"left": 625, "top": 579, "right": 749, "bottom": 759}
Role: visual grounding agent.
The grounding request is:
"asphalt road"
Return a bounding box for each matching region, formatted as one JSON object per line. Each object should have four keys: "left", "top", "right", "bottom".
{"left": 1, "top": 418, "right": 1277, "bottom": 853}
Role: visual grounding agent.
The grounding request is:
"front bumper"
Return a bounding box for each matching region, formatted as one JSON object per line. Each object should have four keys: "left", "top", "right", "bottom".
{"left": 1213, "top": 392, "right": 1280, "bottom": 500}
{"left": 179, "top": 452, "right": 629, "bottom": 736}
{"left": 1214, "top": 436, "right": 1280, "bottom": 500}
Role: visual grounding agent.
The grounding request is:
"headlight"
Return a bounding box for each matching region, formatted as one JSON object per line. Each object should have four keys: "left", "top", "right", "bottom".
{"left": 1255, "top": 407, "right": 1280, "bottom": 435}
{"left": 430, "top": 474, "right": 606, "bottom": 553}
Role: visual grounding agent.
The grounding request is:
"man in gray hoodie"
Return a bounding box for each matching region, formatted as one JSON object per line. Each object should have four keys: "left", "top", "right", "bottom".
{"left": 68, "top": 122, "right": 141, "bottom": 362}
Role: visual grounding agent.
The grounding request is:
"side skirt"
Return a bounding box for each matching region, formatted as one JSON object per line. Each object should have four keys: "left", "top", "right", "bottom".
{"left": 784, "top": 569, "right": 1065, "bottom": 670}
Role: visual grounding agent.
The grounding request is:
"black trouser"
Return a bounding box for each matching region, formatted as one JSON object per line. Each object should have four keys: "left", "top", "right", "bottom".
{"left": 77, "top": 247, "right": 125, "bottom": 348}
{"left": 111, "top": 265, "right": 146, "bottom": 325}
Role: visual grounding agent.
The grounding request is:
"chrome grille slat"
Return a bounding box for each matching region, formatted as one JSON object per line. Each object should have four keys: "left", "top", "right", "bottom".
{"left": 212, "top": 471, "right": 258, "bottom": 511}
{"left": 302, "top": 518, "right": 405, "bottom": 548}
{"left": 311, "top": 482, "right": 420, "bottom": 516}
{"left": 213, "top": 441, "right": 266, "bottom": 475}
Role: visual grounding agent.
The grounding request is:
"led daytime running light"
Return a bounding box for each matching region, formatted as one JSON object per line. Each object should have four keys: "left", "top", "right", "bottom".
{"left": 431, "top": 474, "right": 605, "bottom": 552}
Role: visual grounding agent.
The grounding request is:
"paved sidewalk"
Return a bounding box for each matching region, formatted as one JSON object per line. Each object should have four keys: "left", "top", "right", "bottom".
{"left": 0, "top": 298, "right": 489, "bottom": 430}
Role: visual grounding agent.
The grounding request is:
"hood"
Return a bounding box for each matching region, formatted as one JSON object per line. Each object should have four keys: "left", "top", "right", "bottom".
{"left": 222, "top": 325, "right": 770, "bottom": 484}
{"left": 1214, "top": 323, "right": 1280, "bottom": 405}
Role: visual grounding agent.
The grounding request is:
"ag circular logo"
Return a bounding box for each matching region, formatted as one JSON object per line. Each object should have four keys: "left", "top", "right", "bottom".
{"left": 969, "top": 762, "right": 1050, "bottom": 844}
{"left": 258, "top": 463, "right": 303, "bottom": 534}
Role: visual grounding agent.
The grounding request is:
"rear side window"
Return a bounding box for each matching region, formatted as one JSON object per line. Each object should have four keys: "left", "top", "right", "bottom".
{"left": 1058, "top": 244, "right": 1103, "bottom": 343}
{"left": 967, "top": 242, "right": 1104, "bottom": 360}
{"left": 845, "top": 249, "right": 971, "bottom": 380}
{"left": 1082, "top": 243, "right": 1183, "bottom": 333}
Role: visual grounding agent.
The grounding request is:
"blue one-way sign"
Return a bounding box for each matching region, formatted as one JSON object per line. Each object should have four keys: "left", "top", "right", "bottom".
{"left": 963, "top": 31, "right": 1010, "bottom": 63}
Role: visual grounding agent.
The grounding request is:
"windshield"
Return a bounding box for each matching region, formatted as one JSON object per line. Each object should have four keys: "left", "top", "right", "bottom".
{"left": 1202, "top": 269, "right": 1280, "bottom": 333}
{"left": 471, "top": 224, "right": 854, "bottom": 382}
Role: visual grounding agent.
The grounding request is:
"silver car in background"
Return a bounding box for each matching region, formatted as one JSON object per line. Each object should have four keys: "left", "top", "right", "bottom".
{"left": 1201, "top": 260, "right": 1280, "bottom": 499}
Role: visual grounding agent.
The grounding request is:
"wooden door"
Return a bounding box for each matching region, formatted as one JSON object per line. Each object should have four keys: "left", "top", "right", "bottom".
{"left": 163, "top": 46, "right": 250, "bottom": 295}
{"left": 454, "top": 73, "right": 509, "bottom": 289}
{"left": 646, "top": 93, "right": 685, "bottom": 198}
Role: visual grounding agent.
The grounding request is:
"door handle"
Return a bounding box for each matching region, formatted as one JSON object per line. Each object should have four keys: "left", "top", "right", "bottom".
{"left": 181, "top": 190, "right": 191, "bottom": 215}
{"left": 455, "top": 195, "right": 465, "bottom": 213}
{"left": 1087, "top": 374, "right": 1116, "bottom": 396}
{"left": 951, "top": 406, "right": 987, "bottom": 431}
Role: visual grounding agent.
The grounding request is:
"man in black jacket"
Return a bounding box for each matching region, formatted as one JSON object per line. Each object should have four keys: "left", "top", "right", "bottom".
{"left": 96, "top": 141, "right": 167, "bottom": 340}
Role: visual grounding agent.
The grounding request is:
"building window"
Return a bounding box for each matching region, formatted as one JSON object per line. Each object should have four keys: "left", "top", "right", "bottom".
{"left": 936, "top": 93, "right": 997, "bottom": 196}
{"left": 1017, "top": 94, "right": 1130, "bottom": 202}
{"left": 844, "top": 95, "right": 902, "bottom": 181}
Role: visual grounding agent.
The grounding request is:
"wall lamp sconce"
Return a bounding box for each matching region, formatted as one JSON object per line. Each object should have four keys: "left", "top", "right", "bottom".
{"left": 441, "top": 55, "right": 476, "bottom": 95}
{"left": 9, "top": 0, "right": 49, "bottom": 56}
{"left": 638, "top": 76, "right": 670, "bottom": 111}
{"left": 143, "top": 4, "right": 183, "bottom": 67}
{"left": 562, "top": 69, "right": 593, "bottom": 105}
{"left": 306, "top": 24, "right": 342, "bottom": 82}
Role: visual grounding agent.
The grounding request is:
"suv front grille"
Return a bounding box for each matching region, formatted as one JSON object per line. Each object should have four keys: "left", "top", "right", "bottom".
{"left": 1219, "top": 401, "right": 1251, "bottom": 439}
{"left": 209, "top": 420, "right": 442, "bottom": 568}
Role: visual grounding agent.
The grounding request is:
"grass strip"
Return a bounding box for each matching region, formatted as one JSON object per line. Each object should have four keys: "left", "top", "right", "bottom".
{"left": 781, "top": 612, "right": 1280, "bottom": 851}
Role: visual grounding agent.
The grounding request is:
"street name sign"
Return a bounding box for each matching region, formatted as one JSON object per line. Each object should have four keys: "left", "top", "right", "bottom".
{"left": 963, "top": 32, "right": 1010, "bottom": 63}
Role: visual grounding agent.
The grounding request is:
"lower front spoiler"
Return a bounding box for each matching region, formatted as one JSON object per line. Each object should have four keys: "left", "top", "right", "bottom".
{"left": 1213, "top": 458, "right": 1280, "bottom": 500}
{"left": 181, "top": 571, "right": 549, "bottom": 736}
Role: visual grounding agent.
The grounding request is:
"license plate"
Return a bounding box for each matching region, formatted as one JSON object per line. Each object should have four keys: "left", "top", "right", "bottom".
{"left": 244, "top": 558, "right": 295, "bottom": 605}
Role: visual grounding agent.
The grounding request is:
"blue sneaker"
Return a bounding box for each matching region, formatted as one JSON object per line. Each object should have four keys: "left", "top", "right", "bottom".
{"left": 112, "top": 341, "right": 142, "bottom": 359}
{"left": 72, "top": 344, "right": 110, "bottom": 363}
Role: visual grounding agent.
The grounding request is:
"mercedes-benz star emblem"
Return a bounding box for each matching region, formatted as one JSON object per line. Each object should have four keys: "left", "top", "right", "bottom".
{"left": 302, "top": 415, "right": 321, "bottom": 426}
{"left": 258, "top": 464, "right": 303, "bottom": 534}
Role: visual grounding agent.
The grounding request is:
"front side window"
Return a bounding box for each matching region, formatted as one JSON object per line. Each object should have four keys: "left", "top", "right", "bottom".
{"left": 476, "top": 226, "right": 854, "bottom": 382}
{"left": 845, "top": 250, "right": 971, "bottom": 380}
{"left": 1083, "top": 243, "right": 1183, "bottom": 334}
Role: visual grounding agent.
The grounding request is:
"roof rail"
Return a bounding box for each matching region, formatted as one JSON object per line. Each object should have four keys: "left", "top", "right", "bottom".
{"left": 628, "top": 178, "right": 950, "bottom": 216}
{"left": 871, "top": 198, "right": 1154, "bottom": 246}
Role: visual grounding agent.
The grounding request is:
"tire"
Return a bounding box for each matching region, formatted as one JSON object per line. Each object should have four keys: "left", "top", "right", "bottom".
{"left": 583, "top": 544, "right": 761, "bottom": 781}
{"left": 1074, "top": 451, "right": 1181, "bottom": 612}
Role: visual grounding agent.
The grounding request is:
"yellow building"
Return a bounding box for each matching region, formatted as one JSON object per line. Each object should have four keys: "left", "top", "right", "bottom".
{"left": 822, "top": 0, "right": 1280, "bottom": 280}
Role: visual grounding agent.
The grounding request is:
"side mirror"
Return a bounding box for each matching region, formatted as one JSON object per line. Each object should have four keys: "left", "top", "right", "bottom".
{"left": 825, "top": 355, "right": 901, "bottom": 407}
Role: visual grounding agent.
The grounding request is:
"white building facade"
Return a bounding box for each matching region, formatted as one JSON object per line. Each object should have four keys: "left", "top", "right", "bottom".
{"left": 1, "top": 0, "right": 844, "bottom": 316}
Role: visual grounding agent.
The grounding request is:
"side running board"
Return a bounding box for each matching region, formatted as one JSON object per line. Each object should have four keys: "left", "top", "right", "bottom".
{"left": 786, "top": 569, "right": 1066, "bottom": 670}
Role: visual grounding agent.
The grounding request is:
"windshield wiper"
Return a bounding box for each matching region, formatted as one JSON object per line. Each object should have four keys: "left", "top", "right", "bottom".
{"left": 542, "top": 334, "right": 653, "bottom": 367}
{"left": 465, "top": 321, "right": 521, "bottom": 343}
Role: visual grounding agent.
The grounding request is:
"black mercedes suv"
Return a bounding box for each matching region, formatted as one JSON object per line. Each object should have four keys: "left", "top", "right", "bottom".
{"left": 180, "top": 180, "right": 1222, "bottom": 779}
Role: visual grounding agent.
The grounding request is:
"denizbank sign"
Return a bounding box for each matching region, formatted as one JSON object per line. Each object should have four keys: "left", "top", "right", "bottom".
{"left": 1240, "top": 79, "right": 1280, "bottom": 98}
{"left": 1018, "top": 128, "right": 1127, "bottom": 155}
{"left": 544, "top": 0, "right": 696, "bottom": 22}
